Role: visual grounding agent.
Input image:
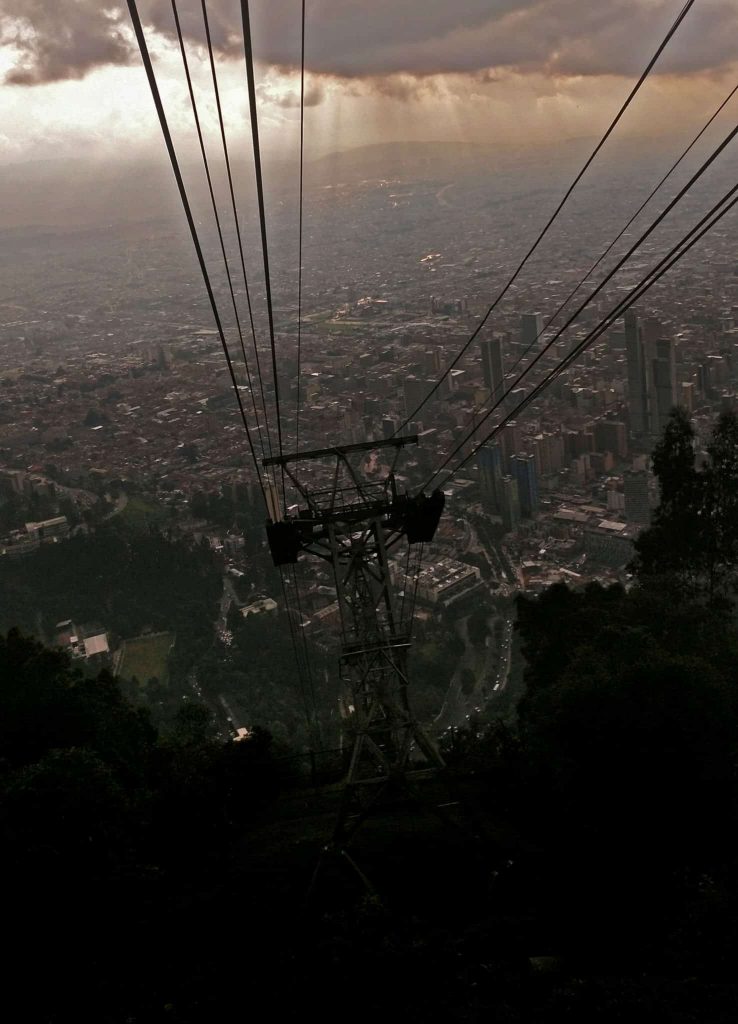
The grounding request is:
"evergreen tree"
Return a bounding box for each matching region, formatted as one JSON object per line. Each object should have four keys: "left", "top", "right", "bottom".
{"left": 704, "top": 410, "right": 738, "bottom": 599}
{"left": 651, "top": 405, "right": 698, "bottom": 514}
{"left": 632, "top": 407, "right": 738, "bottom": 602}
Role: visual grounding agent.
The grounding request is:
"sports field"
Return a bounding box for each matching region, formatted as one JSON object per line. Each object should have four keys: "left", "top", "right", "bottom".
{"left": 117, "top": 631, "right": 174, "bottom": 687}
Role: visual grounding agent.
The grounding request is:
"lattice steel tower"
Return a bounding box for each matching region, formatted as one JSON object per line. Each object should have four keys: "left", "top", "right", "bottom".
{"left": 264, "top": 435, "right": 446, "bottom": 851}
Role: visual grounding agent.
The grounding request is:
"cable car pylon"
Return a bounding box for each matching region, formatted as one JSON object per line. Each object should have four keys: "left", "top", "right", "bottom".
{"left": 264, "top": 436, "right": 446, "bottom": 876}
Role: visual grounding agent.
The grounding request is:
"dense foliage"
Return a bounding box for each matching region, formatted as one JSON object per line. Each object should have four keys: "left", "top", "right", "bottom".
{"left": 633, "top": 408, "right": 738, "bottom": 602}
{"left": 0, "top": 519, "right": 221, "bottom": 641}
{"left": 0, "top": 520, "right": 221, "bottom": 700}
{"left": 199, "top": 607, "right": 335, "bottom": 748}
{"left": 0, "top": 630, "right": 283, "bottom": 1022}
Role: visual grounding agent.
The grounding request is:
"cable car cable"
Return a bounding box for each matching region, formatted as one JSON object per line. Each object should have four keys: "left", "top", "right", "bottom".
{"left": 435, "top": 181, "right": 738, "bottom": 490}
{"left": 395, "top": 0, "right": 697, "bottom": 435}
{"left": 171, "top": 0, "right": 267, "bottom": 465}
{"left": 453, "top": 77, "right": 738, "bottom": 450}
{"left": 295, "top": 0, "right": 306, "bottom": 460}
{"left": 422, "top": 119, "right": 738, "bottom": 488}
{"left": 240, "top": 0, "right": 286, "bottom": 504}
{"left": 126, "top": 0, "right": 268, "bottom": 509}
{"left": 201, "top": 0, "right": 275, "bottom": 466}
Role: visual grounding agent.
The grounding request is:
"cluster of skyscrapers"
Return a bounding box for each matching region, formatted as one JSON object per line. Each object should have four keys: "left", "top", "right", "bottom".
{"left": 474, "top": 308, "right": 680, "bottom": 535}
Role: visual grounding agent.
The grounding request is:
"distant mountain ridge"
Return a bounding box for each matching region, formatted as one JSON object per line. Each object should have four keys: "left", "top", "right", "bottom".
{"left": 0, "top": 133, "right": 688, "bottom": 230}
{"left": 308, "top": 133, "right": 685, "bottom": 185}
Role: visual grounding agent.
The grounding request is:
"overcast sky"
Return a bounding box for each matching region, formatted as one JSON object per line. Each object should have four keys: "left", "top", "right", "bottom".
{"left": 0, "top": 1, "right": 736, "bottom": 164}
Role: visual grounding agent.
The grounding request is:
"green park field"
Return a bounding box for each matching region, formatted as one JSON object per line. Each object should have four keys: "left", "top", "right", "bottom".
{"left": 117, "top": 631, "right": 174, "bottom": 687}
{"left": 118, "top": 495, "right": 169, "bottom": 532}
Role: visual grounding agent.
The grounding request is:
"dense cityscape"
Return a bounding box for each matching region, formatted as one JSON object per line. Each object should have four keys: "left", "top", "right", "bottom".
{"left": 1, "top": 144, "right": 736, "bottom": 740}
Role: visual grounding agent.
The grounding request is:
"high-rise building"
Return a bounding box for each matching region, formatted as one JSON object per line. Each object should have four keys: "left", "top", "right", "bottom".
{"left": 510, "top": 454, "right": 539, "bottom": 518}
{"left": 680, "top": 381, "right": 696, "bottom": 413}
{"left": 625, "top": 310, "right": 649, "bottom": 438}
{"left": 424, "top": 348, "right": 442, "bottom": 374}
{"left": 480, "top": 336, "right": 505, "bottom": 400}
{"left": 533, "top": 432, "right": 565, "bottom": 478}
{"left": 624, "top": 470, "right": 651, "bottom": 528}
{"left": 499, "top": 421, "right": 522, "bottom": 469}
{"left": 381, "top": 417, "right": 396, "bottom": 439}
{"left": 594, "top": 420, "right": 628, "bottom": 459}
{"left": 625, "top": 312, "right": 678, "bottom": 441}
{"left": 478, "top": 443, "right": 503, "bottom": 513}
{"left": 590, "top": 451, "right": 615, "bottom": 475}
{"left": 571, "top": 453, "right": 591, "bottom": 484}
{"left": 520, "top": 312, "right": 543, "bottom": 350}
{"left": 649, "top": 337, "right": 677, "bottom": 438}
{"left": 2, "top": 470, "right": 26, "bottom": 496}
{"left": 607, "top": 487, "right": 626, "bottom": 513}
{"left": 707, "top": 353, "right": 728, "bottom": 386}
{"left": 499, "top": 475, "right": 521, "bottom": 533}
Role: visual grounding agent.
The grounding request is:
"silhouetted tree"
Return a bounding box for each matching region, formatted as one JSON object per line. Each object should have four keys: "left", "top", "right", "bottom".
{"left": 704, "top": 410, "right": 738, "bottom": 599}
{"left": 633, "top": 408, "right": 738, "bottom": 602}
{"left": 171, "top": 700, "right": 214, "bottom": 746}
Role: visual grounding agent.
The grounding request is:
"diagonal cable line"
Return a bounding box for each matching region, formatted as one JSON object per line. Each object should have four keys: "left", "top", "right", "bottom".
{"left": 201, "top": 0, "right": 274, "bottom": 465}
{"left": 433, "top": 180, "right": 738, "bottom": 490}
{"left": 240, "top": 0, "right": 286, "bottom": 502}
{"left": 126, "top": 0, "right": 267, "bottom": 509}
{"left": 454, "top": 77, "right": 738, "bottom": 451}
{"left": 295, "top": 0, "right": 306, "bottom": 460}
{"left": 395, "top": 0, "right": 697, "bottom": 435}
{"left": 422, "top": 118, "right": 738, "bottom": 489}
{"left": 448, "top": 186, "right": 738, "bottom": 487}
{"left": 171, "top": 0, "right": 267, "bottom": 464}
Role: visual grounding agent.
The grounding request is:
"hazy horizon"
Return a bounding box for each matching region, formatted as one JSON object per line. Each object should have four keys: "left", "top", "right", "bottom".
{"left": 1, "top": 1, "right": 737, "bottom": 168}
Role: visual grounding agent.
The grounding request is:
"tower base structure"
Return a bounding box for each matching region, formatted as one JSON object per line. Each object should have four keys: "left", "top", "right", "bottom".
{"left": 263, "top": 437, "right": 446, "bottom": 867}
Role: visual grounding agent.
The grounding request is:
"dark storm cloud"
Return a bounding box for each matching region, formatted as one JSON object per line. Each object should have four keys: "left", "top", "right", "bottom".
{"left": 1, "top": 0, "right": 737, "bottom": 87}
{"left": 0, "top": 1, "right": 132, "bottom": 85}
